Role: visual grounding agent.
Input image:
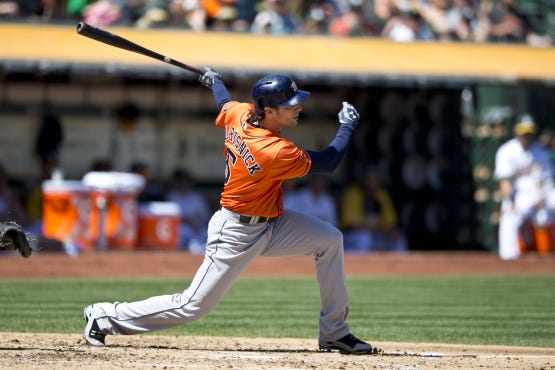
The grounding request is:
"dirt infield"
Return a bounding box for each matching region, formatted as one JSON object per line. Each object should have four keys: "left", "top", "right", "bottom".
{"left": 1, "top": 250, "right": 554, "bottom": 369}
{"left": 1, "top": 249, "right": 554, "bottom": 278}
{"left": 2, "top": 333, "right": 555, "bottom": 370}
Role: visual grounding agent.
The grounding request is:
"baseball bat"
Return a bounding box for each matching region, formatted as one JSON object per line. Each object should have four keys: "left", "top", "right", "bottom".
{"left": 76, "top": 22, "right": 204, "bottom": 75}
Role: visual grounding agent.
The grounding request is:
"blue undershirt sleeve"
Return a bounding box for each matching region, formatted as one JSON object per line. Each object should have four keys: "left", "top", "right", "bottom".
{"left": 212, "top": 78, "right": 232, "bottom": 111}
{"left": 307, "top": 123, "right": 355, "bottom": 174}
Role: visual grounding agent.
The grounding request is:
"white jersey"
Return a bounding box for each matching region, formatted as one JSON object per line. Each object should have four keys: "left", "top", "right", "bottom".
{"left": 494, "top": 138, "right": 553, "bottom": 195}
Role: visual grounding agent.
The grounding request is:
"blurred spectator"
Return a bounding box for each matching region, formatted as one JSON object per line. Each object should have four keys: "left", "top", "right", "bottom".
{"left": 382, "top": 0, "right": 489, "bottom": 42}
{"left": 328, "top": 0, "right": 377, "bottom": 37}
{"left": 20, "top": 0, "right": 45, "bottom": 17}
{"left": 0, "top": 163, "right": 29, "bottom": 227}
{"left": 9, "top": 0, "right": 543, "bottom": 48}
{"left": 468, "top": 0, "right": 491, "bottom": 42}
{"left": 0, "top": 0, "right": 19, "bottom": 16}
{"left": 207, "top": 1, "right": 247, "bottom": 32}
{"left": 24, "top": 159, "right": 59, "bottom": 237}
{"left": 340, "top": 167, "right": 408, "bottom": 253}
{"left": 302, "top": 0, "right": 338, "bottom": 35}
{"left": 197, "top": 0, "right": 248, "bottom": 31}
{"left": 135, "top": 0, "right": 170, "bottom": 28}
{"left": 409, "top": 0, "right": 452, "bottom": 40}
{"left": 83, "top": 0, "right": 121, "bottom": 26}
{"left": 170, "top": 0, "right": 207, "bottom": 31}
{"left": 284, "top": 175, "right": 338, "bottom": 225}
{"left": 90, "top": 158, "right": 113, "bottom": 172}
{"left": 129, "top": 161, "right": 164, "bottom": 202}
{"left": 29, "top": 109, "right": 63, "bottom": 232}
{"left": 4, "top": 0, "right": 553, "bottom": 47}
{"left": 166, "top": 168, "right": 210, "bottom": 254}
{"left": 487, "top": 0, "right": 551, "bottom": 47}
{"left": 251, "top": 0, "right": 302, "bottom": 34}
{"left": 114, "top": 102, "right": 140, "bottom": 131}
{"left": 373, "top": 0, "right": 396, "bottom": 22}
{"left": 0, "top": 0, "right": 45, "bottom": 18}
{"left": 34, "top": 111, "right": 64, "bottom": 172}
{"left": 494, "top": 115, "right": 555, "bottom": 260}
{"left": 117, "top": 0, "right": 147, "bottom": 26}
{"left": 444, "top": 0, "right": 474, "bottom": 41}
{"left": 381, "top": 9, "right": 428, "bottom": 41}
{"left": 234, "top": 0, "right": 258, "bottom": 29}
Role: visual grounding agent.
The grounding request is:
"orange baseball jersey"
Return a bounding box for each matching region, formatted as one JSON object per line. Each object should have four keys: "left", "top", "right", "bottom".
{"left": 215, "top": 101, "right": 312, "bottom": 218}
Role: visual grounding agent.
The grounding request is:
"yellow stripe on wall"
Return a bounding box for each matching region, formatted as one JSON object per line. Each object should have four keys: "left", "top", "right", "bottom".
{"left": 1, "top": 23, "right": 554, "bottom": 82}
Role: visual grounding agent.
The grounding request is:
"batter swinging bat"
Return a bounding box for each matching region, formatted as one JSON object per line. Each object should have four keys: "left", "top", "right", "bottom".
{"left": 76, "top": 22, "right": 204, "bottom": 75}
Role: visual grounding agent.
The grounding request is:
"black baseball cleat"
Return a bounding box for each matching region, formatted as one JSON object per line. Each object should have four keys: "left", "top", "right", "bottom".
{"left": 83, "top": 305, "right": 106, "bottom": 346}
{"left": 319, "top": 333, "right": 373, "bottom": 354}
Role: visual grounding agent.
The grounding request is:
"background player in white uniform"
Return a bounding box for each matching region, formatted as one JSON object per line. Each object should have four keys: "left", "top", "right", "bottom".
{"left": 494, "top": 115, "right": 555, "bottom": 260}
{"left": 83, "top": 68, "right": 374, "bottom": 354}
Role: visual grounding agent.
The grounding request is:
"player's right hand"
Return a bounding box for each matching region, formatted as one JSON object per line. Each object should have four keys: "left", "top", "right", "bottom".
{"left": 199, "top": 66, "right": 221, "bottom": 88}
{"left": 338, "top": 102, "right": 359, "bottom": 127}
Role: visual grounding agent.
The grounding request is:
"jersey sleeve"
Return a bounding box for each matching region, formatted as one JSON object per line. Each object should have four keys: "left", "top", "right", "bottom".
{"left": 215, "top": 101, "right": 240, "bottom": 128}
{"left": 271, "top": 141, "right": 312, "bottom": 180}
{"left": 494, "top": 144, "right": 515, "bottom": 180}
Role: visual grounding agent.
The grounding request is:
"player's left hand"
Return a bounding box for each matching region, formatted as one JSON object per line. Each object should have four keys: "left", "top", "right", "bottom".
{"left": 338, "top": 102, "right": 359, "bottom": 127}
{"left": 199, "top": 66, "right": 221, "bottom": 88}
{"left": 0, "top": 221, "right": 33, "bottom": 258}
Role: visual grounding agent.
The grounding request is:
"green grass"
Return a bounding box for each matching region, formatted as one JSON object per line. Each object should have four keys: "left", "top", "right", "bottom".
{"left": 0, "top": 275, "right": 554, "bottom": 347}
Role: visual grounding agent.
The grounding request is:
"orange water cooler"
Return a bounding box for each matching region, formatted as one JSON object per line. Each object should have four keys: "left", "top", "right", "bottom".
{"left": 42, "top": 180, "right": 94, "bottom": 249}
{"left": 137, "top": 202, "right": 181, "bottom": 249}
{"left": 83, "top": 172, "right": 145, "bottom": 250}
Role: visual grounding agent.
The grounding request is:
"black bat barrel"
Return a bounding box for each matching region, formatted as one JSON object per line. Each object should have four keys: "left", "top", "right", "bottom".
{"left": 76, "top": 22, "right": 203, "bottom": 75}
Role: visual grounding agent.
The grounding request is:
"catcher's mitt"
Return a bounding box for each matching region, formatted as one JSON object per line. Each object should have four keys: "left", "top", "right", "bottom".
{"left": 0, "top": 221, "right": 33, "bottom": 258}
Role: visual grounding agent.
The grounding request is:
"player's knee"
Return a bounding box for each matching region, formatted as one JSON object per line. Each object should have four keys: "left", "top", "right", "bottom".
{"left": 334, "top": 228, "right": 344, "bottom": 245}
{"left": 326, "top": 227, "right": 344, "bottom": 251}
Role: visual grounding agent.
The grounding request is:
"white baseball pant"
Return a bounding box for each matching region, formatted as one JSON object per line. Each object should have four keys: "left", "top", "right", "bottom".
{"left": 498, "top": 189, "right": 555, "bottom": 260}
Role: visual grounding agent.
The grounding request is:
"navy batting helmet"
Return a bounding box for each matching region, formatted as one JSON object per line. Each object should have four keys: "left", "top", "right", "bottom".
{"left": 251, "top": 74, "right": 310, "bottom": 112}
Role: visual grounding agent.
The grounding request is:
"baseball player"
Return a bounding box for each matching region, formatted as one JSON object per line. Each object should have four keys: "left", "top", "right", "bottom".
{"left": 494, "top": 115, "right": 555, "bottom": 260}
{"left": 83, "top": 68, "right": 373, "bottom": 354}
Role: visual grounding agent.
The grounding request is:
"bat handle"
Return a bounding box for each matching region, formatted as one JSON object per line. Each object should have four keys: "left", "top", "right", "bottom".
{"left": 167, "top": 57, "right": 204, "bottom": 75}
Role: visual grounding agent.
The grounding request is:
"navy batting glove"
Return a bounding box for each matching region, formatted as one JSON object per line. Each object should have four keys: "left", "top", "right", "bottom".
{"left": 338, "top": 101, "right": 359, "bottom": 127}
{"left": 199, "top": 66, "right": 221, "bottom": 88}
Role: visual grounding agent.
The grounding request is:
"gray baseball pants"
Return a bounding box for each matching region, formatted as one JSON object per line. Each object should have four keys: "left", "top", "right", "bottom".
{"left": 91, "top": 207, "right": 351, "bottom": 341}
